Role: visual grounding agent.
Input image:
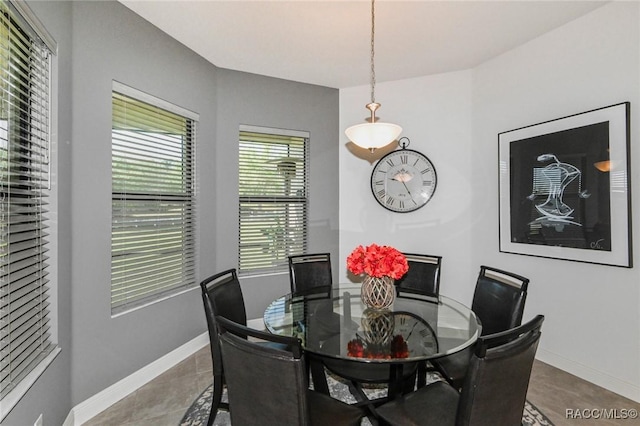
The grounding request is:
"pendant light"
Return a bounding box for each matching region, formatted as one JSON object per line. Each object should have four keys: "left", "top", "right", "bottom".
{"left": 345, "top": 0, "right": 402, "bottom": 152}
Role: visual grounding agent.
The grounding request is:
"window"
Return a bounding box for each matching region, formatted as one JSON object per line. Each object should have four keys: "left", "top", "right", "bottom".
{"left": 111, "top": 82, "right": 197, "bottom": 314}
{"left": 0, "top": 0, "right": 57, "bottom": 408}
{"left": 238, "top": 126, "right": 309, "bottom": 275}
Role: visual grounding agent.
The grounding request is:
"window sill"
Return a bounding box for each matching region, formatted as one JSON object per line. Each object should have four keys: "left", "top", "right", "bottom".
{"left": 0, "top": 346, "right": 61, "bottom": 422}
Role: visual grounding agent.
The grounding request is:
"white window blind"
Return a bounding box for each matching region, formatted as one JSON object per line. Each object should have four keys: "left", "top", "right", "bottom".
{"left": 238, "top": 126, "right": 308, "bottom": 275}
{"left": 111, "top": 83, "right": 197, "bottom": 314}
{"left": 0, "top": 0, "right": 54, "bottom": 400}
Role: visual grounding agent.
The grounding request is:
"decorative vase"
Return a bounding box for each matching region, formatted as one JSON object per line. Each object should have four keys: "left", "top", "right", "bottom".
{"left": 361, "top": 308, "right": 394, "bottom": 345}
{"left": 361, "top": 275, "right": 395, "bottom": 309}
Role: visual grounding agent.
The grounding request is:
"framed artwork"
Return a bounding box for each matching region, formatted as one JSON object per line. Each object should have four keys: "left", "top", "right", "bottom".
{"left": 498, "top": 102, "right": 632, "bottom": 267}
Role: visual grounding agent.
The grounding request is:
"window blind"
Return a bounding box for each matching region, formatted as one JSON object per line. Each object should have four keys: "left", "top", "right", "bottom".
{"left": 0, "top": 0, "right": 54, "bottom": 399}
{"left": 238, "top": 127, "right": 309, "bottom": 275}
{"left": 111, "top": 85, "right": 197, "bottom": 314}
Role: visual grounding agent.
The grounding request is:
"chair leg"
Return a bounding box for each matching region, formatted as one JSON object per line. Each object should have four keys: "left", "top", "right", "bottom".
{"left": 308, "top": 356, "right": 330, "bottom": 395}
{"left": 417, "top": 361, "right": 426, "bottom": 388}
{"left": 403, "top": 369, "right": 418, "bottom": 394}
{"left": 208, "top": 373, "right": 228, "bottom": 426}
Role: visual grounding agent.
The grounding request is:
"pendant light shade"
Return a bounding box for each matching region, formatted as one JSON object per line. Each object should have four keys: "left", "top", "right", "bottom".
{"left": 345, "top": 0, "right": 402, "bottom": 151}
{"left": 345, "top": 121, "right": 402, "bottom": 151}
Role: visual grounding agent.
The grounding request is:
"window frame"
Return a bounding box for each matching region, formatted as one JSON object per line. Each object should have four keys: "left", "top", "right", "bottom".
{"left": 110, "top": 81, "right": 198, "bottom": 316}
{"left": 238, "top": 125, "right": 309, "bottom": 276}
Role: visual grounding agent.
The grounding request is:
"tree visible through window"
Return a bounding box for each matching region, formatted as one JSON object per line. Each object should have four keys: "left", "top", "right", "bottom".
{"left": 111, "top": 83, "right": 197, "bottom": 314}
{"left": 238, "top": 126, "right": 309, "bottom": 275}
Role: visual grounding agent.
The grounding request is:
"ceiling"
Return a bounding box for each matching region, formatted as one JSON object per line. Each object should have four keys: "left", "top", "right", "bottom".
{"left": 119, "top": 0, "right": 606, "bottom": 89}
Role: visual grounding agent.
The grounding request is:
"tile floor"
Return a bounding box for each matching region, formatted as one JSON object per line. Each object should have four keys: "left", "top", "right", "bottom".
{"left": 83, "top": 346, "right": 640, "bottom": 426}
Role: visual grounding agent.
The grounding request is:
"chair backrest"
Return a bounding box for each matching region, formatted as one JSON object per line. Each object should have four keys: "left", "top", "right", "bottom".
{"left": 457, "top": 315, "right": 544, "bottom": 426}
{"left": 200, "top": 268, "right": 248, "bottom": 376}
{"left": 395, "top": 253, "right": 442, "bottom": 299}
{"left": 216, "top": 315, "right": 310, "bottom": 426}
{"left": 288, "top": 253, "right": 332, "bottom": 294}
{"left": 471, "top": 265, "right": 529, "bottom": 336}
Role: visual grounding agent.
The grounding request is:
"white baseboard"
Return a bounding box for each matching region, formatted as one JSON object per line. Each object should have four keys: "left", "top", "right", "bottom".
{"left": 64, "top": 332, "right": 209, "bottom": 426}
{"left": 63, "top": 318, "right": 266, "bottom": 426}
{"left": 537, "top": 349, "right": 640, "bottom": 403}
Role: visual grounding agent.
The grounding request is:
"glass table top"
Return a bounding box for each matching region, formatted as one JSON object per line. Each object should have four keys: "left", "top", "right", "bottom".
{"left": 264, "top": 283, "right": 480, "bottom": 364}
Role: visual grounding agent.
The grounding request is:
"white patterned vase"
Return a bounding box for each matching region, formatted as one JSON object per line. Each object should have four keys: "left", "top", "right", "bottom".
{"left": 361, "top": 275, "right": 395, "bottom": 309}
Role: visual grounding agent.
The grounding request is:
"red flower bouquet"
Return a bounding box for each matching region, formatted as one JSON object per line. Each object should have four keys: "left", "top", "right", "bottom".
{"left": 346, "top": 244, "right": 408, "bottom": 280}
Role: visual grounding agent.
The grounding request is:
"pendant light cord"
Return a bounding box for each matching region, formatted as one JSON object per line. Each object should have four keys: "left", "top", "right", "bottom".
{"left": 370, "top": 0, "right": 376, "bottom": 104}
{"left": 344, "top": 0, "right": 402, "bottom": 150}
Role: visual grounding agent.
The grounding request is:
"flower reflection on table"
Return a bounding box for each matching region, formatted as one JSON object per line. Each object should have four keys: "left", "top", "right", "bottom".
{"left": 347, "top": 334, "right": 409, "bottom": 359}
{"left": 347, "top": 308, "right": 409, "bottom": 359}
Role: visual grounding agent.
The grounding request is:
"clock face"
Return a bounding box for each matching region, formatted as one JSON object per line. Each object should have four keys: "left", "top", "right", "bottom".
{"left": 394, "top": 312, "right": 438, "bottom": 356}
{"left": 370, "top": 149, "right": 437, "bottom": 212}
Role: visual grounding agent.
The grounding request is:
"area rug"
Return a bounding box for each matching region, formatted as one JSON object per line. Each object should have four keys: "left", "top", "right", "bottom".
{"left": 180, "top": 373, "right": 554, "bottom": 425}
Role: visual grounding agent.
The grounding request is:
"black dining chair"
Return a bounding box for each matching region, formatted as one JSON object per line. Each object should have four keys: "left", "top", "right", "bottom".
{"left": 288, "top": 253, "right": 333, "bottom": 294}
{"left": 395, "top": 253, "right": 442, "bottom": 301}
{"left": 432, "top": 265, "right": 530, "bottom": 389}
{"left": 376, "top": 314, "right": 545, "bottom": 426}
{"left": 216, "top": 315, "right": 365, "bottom": 426}
{"left": 394, "top": 253, "right": 443, "bottom": 388}
{"left": 199, "top": 268, "right": 248, "bottom": 426}
{"left": 287, "top": 253, "right": 334, "bottom": 392}
{"left": 471, "top": 265, "right": 530, "bottom": 335}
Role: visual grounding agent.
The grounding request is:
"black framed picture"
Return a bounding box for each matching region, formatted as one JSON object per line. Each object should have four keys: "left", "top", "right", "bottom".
{"left": 498, "top": 102, "right": 632, "bottom": 267}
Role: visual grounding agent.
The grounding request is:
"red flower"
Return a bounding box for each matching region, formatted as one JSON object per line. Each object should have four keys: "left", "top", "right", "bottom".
{"left": 346, "top": 244, "right": 408, "bottom": 280}
{"left": 347, "top": 338, "right": 365, "bottom": 358}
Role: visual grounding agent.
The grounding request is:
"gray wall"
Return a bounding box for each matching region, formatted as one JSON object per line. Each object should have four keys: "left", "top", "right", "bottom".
{"left": 70, "top": 0, "right": 216, "bottom": 404}
{"left": 215, "top": 69, "right": 340, "bottom": 318}
{"left": 5, "top": 1, "right": 339, "bottom": 423}
{"left": 70, "top": 0, "right": 339, "bottom": 405}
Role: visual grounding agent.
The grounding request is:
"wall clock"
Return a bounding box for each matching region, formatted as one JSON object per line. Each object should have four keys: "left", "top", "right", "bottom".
{"left": 370, "top": 139, "right": 437, "bottom": 213}
{"left": 393, "top": 311, "right": 438, "bottom": 355}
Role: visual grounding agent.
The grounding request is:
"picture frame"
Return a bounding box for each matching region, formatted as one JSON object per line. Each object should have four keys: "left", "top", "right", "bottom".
{"left": 498, "top": 102, "right": 632, "bottom": 267}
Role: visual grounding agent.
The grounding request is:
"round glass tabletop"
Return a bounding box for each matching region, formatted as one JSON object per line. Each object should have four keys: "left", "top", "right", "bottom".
{"left": 263, "top": 283, "right": 480, "bottom": 364}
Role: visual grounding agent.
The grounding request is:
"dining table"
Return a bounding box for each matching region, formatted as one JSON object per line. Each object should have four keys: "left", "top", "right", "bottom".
{"left": 263, "top": 282, "right": 480, "bottom": 405}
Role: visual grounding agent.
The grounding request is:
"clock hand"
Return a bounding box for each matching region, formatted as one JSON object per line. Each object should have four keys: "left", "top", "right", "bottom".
{"left": 405, "top": 322, "right": 419, "bottom": 340}
{"left": 401, "top": 181, "right": 413, "bottom": 197}
{"left": 390, "top": 173, "right": 414, "bottom": 197}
